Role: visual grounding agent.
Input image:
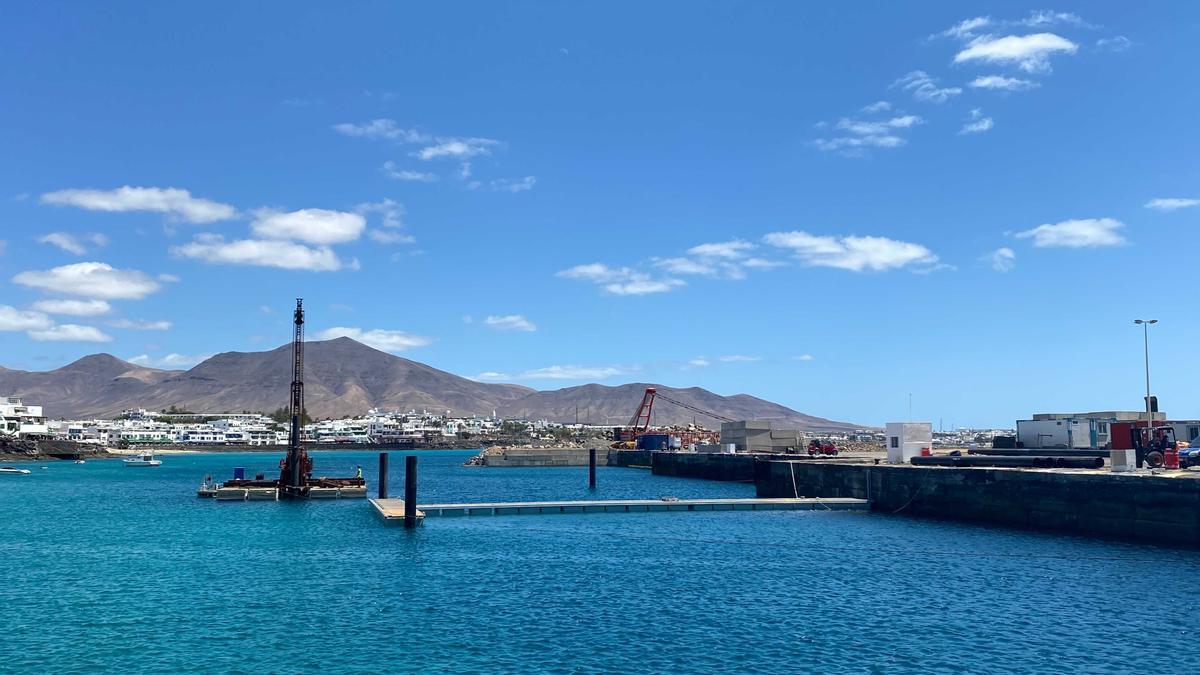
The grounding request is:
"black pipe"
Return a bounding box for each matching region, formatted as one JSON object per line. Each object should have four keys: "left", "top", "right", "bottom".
{"left": 911, "top": 455, "right": 1104, "bottom": 469}
{"left": 404, "top": 455, "right": 417, "bottom": 529}
{"left": 589, "top": 448, "right": 597, "bottom": 489}
{"left": 378, "top": 452, "right": 389, "bottom": 499}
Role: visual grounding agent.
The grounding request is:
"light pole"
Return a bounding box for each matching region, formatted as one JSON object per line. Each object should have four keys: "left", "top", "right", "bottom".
{"left": 1134, "top": 319, "right": 1158, "bottom": 432}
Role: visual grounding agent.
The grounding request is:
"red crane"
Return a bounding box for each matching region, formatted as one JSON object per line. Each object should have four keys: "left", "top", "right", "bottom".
{"left": 612, "top": 387, "right": 732, "bottom": 448}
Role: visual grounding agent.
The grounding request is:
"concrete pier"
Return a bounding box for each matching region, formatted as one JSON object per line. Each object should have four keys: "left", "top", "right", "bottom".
{"left": 756, "top": 459, "right": 1200, "bottom": 546}
{"left": 369, "top": 496, "right": 866, "bottom": 521}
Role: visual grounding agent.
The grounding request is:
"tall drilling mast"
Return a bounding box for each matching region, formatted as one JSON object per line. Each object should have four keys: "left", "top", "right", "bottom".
{"left": 281, "top": 298, "right": 309, "bottom": 494}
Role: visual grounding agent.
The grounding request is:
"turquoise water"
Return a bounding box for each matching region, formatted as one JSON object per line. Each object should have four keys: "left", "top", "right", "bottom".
{"left": 2, "top": 449, "right": 1199, "bottom": 673}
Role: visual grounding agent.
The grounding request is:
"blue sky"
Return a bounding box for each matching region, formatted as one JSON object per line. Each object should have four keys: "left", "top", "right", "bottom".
{"left": 2, "top": 2, "right": 1198, "bottom": 427}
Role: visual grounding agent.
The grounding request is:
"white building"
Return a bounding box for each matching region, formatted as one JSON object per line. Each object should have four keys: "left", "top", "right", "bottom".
{"left": 1016, "top": 411, "right": 1164, "bottom": 449}
{"left": 886, "top": 422, "right": 932, "bottom": 464}
{"left": 0, "top": 396, "right": 49, "bottom": 438}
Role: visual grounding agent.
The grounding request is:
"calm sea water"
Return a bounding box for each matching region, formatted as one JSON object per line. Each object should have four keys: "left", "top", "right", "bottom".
{"left": 1, "top": 449, "right": 1198, "bottom": 673}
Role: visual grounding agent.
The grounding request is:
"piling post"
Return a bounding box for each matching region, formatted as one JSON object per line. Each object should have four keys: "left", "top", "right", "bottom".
{"left": 404, "top": 455, "right": 418, "bottom": 529}
{"left": 588, "top": 448, "right": 597, "bottom": 489}
{"left": 378, "top": 452, "right": 389, "bottom": 499}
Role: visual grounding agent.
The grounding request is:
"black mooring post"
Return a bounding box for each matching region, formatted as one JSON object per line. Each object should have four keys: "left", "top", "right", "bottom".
{"left": 589, "top": 448, "right": 597, "bottom": 489}
{"left": 404, "top": 455, "right": 418, "bottom": 529}
{"left": 378, "top": 452, "right": 389, "bottom": 499}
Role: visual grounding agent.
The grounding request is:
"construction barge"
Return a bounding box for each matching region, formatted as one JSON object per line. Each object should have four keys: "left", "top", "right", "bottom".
{"left": 197, "top": 299, "right": 366, "bottom": 502}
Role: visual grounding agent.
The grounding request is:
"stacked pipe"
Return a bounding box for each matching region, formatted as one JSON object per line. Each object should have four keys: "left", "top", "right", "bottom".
{"left": 911, "top": 455, "right": 1104, "bottom": 469}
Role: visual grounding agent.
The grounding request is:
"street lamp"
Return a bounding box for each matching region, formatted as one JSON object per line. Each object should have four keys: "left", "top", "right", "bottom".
{"left": 1134, "top": 319, "right": 1158, "bottom": 431}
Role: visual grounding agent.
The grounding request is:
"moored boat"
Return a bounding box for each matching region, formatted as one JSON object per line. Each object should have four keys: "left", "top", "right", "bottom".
{"left": 122, "top": 453, "right": 162, "bottom": 467}
{"left": 0, "top": 466, "right": 32, "bottom": 475}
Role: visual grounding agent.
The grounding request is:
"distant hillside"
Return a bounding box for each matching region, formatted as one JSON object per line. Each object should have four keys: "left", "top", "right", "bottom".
{"left": 0, "top": 338, "right": 862, "bottom": 431}
{"left": 496, "top": 382, "right": 859, "bottom": 432}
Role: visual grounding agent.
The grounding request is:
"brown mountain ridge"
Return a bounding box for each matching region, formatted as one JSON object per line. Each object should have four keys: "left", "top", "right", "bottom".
{"left": 0, "top": 337, "right": 860, "bottom": 431}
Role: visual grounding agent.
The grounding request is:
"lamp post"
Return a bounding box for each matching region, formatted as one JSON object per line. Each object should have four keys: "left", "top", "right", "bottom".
{"left": 1134, "top": 319, "right": 1158, "bottom": 431}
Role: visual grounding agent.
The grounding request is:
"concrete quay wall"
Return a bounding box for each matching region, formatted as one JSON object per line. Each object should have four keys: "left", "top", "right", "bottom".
{"left": 482, "top": 448, "right": 614, "bottom": 467}
{"left": 610, "top": 450, "right": 652, "bottom": 468}
{"left": 755, "top": 460, "right": 1200, "bottom": 546}
{"left": 650, "top": 452, "right": 757, "bottom": 482}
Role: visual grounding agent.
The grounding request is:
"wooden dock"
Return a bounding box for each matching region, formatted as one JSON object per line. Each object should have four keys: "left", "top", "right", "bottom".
{"left": 369, "top": 497, "right": 867, "bottom": 522}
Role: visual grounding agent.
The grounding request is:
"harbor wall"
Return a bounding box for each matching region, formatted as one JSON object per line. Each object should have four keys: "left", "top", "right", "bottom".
{"left": 650, "top": 452, "right": 757, "bottom": 482}
{"left": 610, "top": 450, "right": 652, "bottom": 468}
{"left": 755, "top": 460, "right": 1200, "bottom": 546}
{"left": 481, "top": 448, "right": 615, "bottom": 467}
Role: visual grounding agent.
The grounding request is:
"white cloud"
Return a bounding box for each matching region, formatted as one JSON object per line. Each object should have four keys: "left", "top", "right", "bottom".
{"left": 41, "top": 186, "right": 236, "bottom": 223}
{"left": 814, "top": 134, "right": 906, "bottom": 154}
{"left": 688, "top": 357, "right": 711, "bottom": 367}
{"left": 382, "top": 160, "right": 437, "bottom": 182}
{"left": 368, "top": 230, "right": 416, "bottom": 245}
{"left": 157, "top": 273, "right": 181, "bottom": 283}
{"left": 1018, "top": 10, "right": 1089, "bottom": 28}
{"left": 1014, "top": 218, "right": 1126, "bottom": 248}
{"left": 27, "top": 324, "right": 112, "bottom": 342}
{"left": 987, "top": 247, "right": 1016, "bottom": 272}
{"left": 954, "top": 33, "right": 1078, "bottom": 73}
{"left": 470, "top": 363, "right": 633, "bottom": 382}
{"left": 892, "top": 70, "right": 962, "bottom": 104}
{"left": 315, "top": 326, "right": 432, "bottom": 352}
{"left": 31, "top": 299, "right": 112, "bottom": 316}
{"left": 171, "top": 235, "right": 347, "bottom": 271}
{"left": 932, "top": 16, "right": 992, "bottom": 41}
{"left": 332, "top": 119, "right": 431, "bottom": 143}
{"left": 13, "top": 262, "right": 161, "bottom": 299}
{"left": 249, "top": 208, "right": 365, "bottom": 245}
{"left": 969, "top": 75, "right": 1040, "bottom": 91}
{"left": 357, "top": 198, "right": 414, "bottom": 245}
{"left": 1144, "top": 198, "right": 1199, "bottom": 212}
{"left": 458, "top": 162, "right": 473, "bottom": 179}
{"left": 862, "top": 101, "right": 891, "bottom": 113}
{"left": 557, "top": 263, "right": 685, "bottom": 295}
{"left": 763, "top": 231, "right": 939, "bottom": 272}
{"left": 793, "top": 354, "right": 815, "bottom": 361}
{"left": 835, "top": 115, "right": 924, "bottom": 136}
{"left": 1096, "top": 36, "right": 1132, "bottom": 52}
{"left": 108, "top": 318, "right": 172, "bottom": 330}
{"left": 414, "top": 137, "right": 499, "bottom": 161}
{"left": 484, "top": 314, "right": 537, "bottom": 332}
{"left": 357, "top": 198, "right": 405, "bottom": 229}
{"left": 127, "top": 353, "right": 210, "bottom": 368}
{"left": 37, "top": 232, "right": 107, "bottom": 255}
{"left": 960, "top": 108, "right": 995, "bottom": 134}
{"left": 490, "top": 176, "right": 537, "bottom": 193}
{"left": 719, "top": 355, "right": 761, "bottom": 363}
{"left": 0, "top": 305, "right": 52, "bottom": 331}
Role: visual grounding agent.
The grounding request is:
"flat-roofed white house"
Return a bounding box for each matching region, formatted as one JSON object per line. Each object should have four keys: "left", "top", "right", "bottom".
{"left": 0, "top": 396, "right": 49, "bottom": 438}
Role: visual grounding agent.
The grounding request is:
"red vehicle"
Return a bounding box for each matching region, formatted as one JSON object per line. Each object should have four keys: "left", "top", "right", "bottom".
{"left": 807, "top": 439, "right": 839, "bottom": 456}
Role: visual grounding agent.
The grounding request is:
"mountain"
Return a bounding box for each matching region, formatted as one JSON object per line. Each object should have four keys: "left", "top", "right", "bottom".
{"left": 0, "top": 338, "right": 861, "bottom": 430}
{"left": 496, "top": 382, "right": 857, "bottom": 432}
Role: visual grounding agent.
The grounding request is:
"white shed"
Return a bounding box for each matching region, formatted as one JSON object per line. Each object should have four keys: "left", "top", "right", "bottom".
{"left": 886, "top": 422, "right": 933, "bottom": 464}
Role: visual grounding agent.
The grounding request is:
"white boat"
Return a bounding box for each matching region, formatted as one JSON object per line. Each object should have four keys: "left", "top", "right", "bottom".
{"left": 0, "top": 466, "right": 32, "bottom": 475}
{"left": 122, "top": 453, "right": 162, "bottom": 467}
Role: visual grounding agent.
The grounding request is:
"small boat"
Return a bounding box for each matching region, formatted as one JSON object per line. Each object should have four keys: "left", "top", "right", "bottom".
{"left": 74, "top": 459, "right": 85, "bottom": 464}
{"left": 122, "top": 453, "right": 162, "bottom": 467}
{"left": 0, "top": 466, "right": 32, "bottom": 475}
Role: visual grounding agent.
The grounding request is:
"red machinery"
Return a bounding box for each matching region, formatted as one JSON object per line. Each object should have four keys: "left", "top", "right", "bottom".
{"left": 611, "top": 387, "right": 730, "bottom": 449}
{"left": 807, "top": 439, "right": 839, "bottom": 456}
{"left": 1111, "top": 421, "right": 1177, "bottom": 469}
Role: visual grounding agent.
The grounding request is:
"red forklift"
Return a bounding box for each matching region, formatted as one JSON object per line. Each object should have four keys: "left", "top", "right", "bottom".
{"left": 1113, "top": 422, "right": 1177, "bottom": 469}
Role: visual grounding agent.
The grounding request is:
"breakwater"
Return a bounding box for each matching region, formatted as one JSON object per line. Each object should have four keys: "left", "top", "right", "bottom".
{"left": 756, "top": 460, "right": 1200, "bottom": 546}
{"left": 472, "top": 447, "right": 614, "bottom": 467}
